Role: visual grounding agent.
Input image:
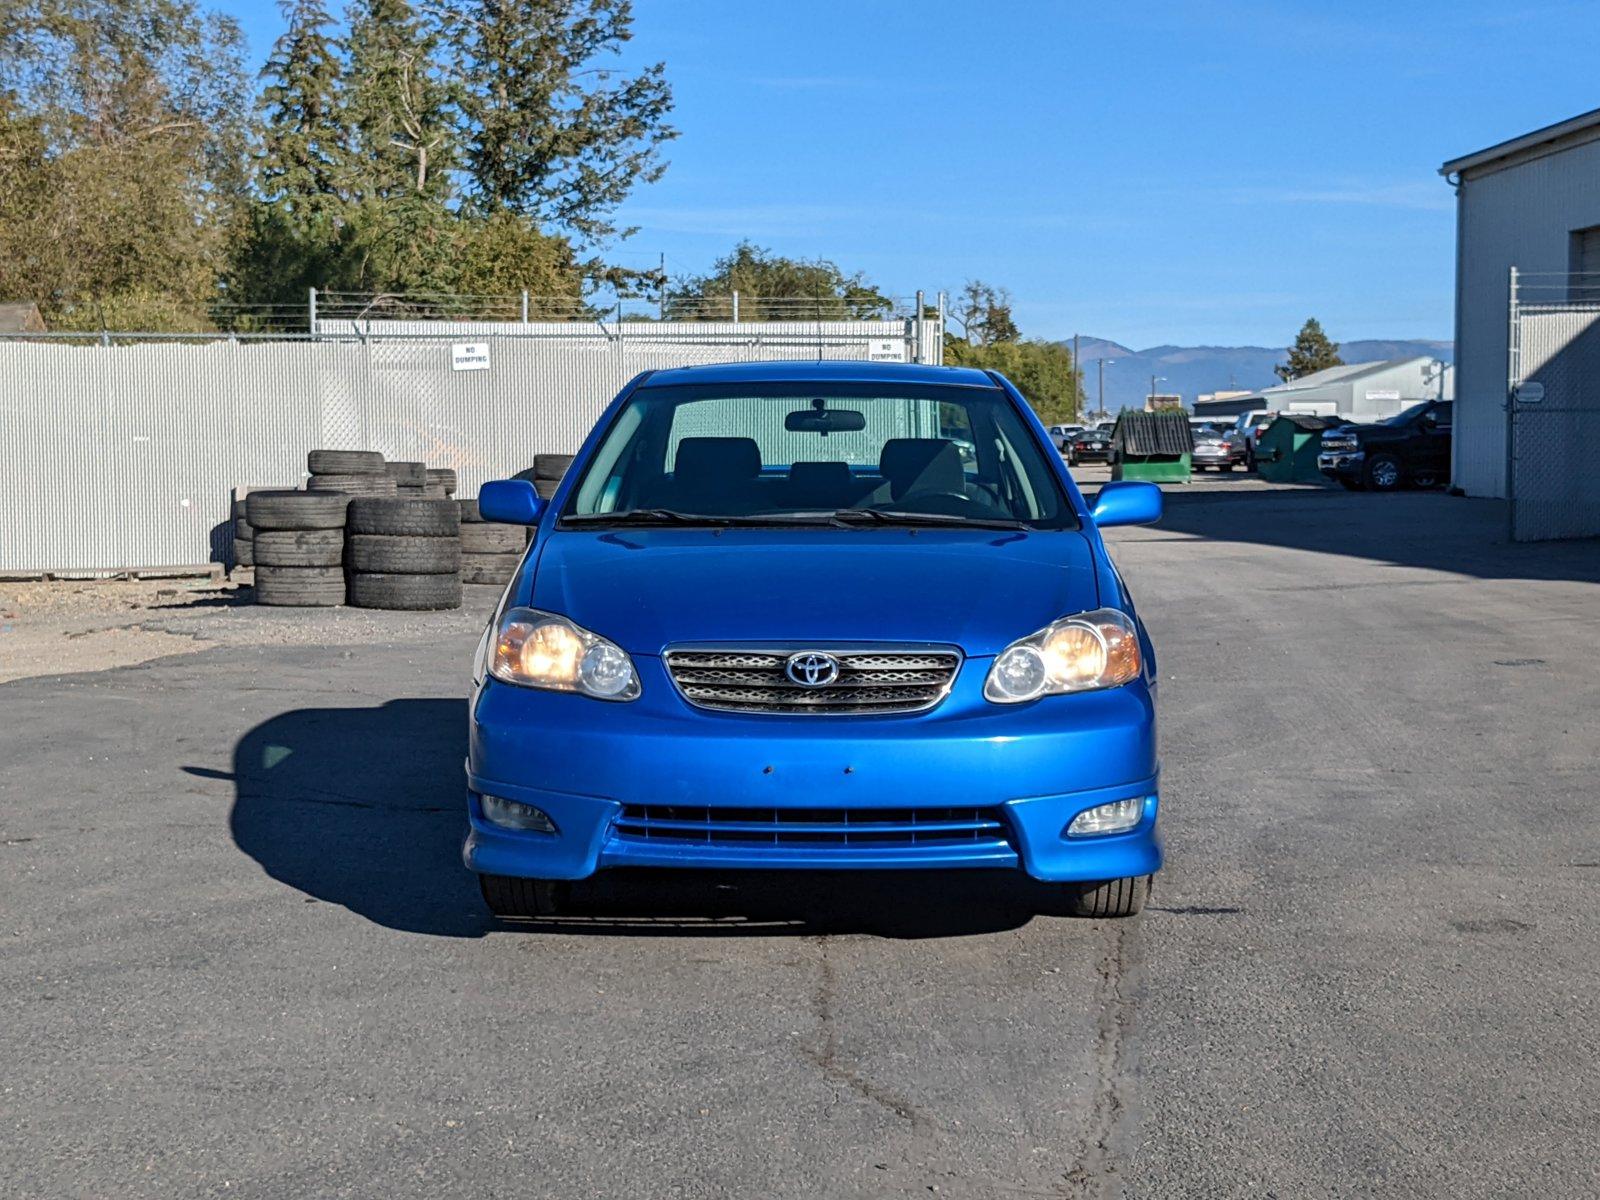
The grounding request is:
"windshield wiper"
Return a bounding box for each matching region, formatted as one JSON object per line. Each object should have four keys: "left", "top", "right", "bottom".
{"left": 828, "top": 508, "right": 1027, "bottom": 531}
{"left": 562, "top": 508, "right": 733, "bottom": 527}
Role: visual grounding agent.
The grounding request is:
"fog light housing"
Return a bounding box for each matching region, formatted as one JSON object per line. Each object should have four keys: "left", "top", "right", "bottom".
{"left": 480, "top": 793, "right": 557, "bottom": 833}
{"left": 1065, "top": 797, "right": 1146, "bottom": 838}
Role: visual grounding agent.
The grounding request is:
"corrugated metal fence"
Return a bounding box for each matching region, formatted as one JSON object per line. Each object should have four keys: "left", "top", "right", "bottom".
{"left": 0, "top": 320, "right": 939, "bottom": 574}
{"left": 1507, "top": 282, "right": 1600, "bottom": 542}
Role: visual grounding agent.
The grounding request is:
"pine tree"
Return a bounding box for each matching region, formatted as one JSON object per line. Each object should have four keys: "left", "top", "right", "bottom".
{"left": 259, "top": 0, "right": 348, "bottom": 227}
{"left": 344, "top": 0, "right": 452, "bottom": 199}
{"left": 453, "top": 0, "right": 675, "bottom": 243}
{"left": 1275, "top": 318, "right": 1343, "bottom": 382}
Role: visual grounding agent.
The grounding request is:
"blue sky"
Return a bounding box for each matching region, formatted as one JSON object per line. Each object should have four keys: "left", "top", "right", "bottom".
{"left": 217, "top": 0, "right": 1599, "bottom": 348}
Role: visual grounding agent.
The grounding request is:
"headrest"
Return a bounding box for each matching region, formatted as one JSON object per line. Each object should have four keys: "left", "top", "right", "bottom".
{"left": 674, "top": 437, "right": 761, "bottom": 481}
{"left": 878, "top": 438, "right": 965, "bottom": 501}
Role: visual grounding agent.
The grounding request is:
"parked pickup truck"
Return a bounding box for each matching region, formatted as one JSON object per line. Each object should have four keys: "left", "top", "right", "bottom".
{"left": 1317, "top": 400, "right": 1452, "bottom": 491}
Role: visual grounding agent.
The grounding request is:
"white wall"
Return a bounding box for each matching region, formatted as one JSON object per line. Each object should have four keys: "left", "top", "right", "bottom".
{"left": 1454, "top": 136, "right": 1600, "bottom": 497}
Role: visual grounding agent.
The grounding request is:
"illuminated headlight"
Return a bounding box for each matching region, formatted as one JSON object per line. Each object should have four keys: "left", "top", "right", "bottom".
{"left": 984, "top": 609, "right": 1142, "bottom": 703}
{"left": 489, "top": 607, "right": 641, "bottom": 700}
{"left": 480, "top": 793, "right": 558, "bottom": 833}
{"left": 1066, "top": 797, "right": 1146, "bottom": 837}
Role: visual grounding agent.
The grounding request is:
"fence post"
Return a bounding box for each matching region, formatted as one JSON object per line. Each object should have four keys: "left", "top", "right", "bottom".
{"left": 731, "top": 290, "right": 740, "bottom": 323}
{"left": 1505, "top": 266, "right": 1519, "bottom": 542}
{"left": 308, "top": 287, "right": 318, "bottom": 335}
{"left": 521, "top": 289, "right": 529, "bottom": 323}
{"left": 914, "top": 290, "right": 925, "bottom": 362}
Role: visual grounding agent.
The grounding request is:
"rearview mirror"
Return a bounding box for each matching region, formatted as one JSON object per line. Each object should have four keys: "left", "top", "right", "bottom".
{"left": 478, "top": 479, "right": 546, "bottom": 526}
{"left": 784, "top": 407, "right": 866, "bottom": 433}
{"left": 1090, "top": 481, "right": 1162, "bottom": 528}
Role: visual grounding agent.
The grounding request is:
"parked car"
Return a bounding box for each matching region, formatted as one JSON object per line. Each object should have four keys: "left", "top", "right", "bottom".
{"left": 1317, "top": 400, "right": 1453, "bottom": 491}
{"left": 466, "top": 361, "right": 1165, "bottom": 920}
{"left": 1067, "top": 428, "right": 1113, "bottom": 464}
{"left": 1190, "top": 425, "right": 1246, "bottom": 471}
{"left": 1230, "top": 409, "right": 1275, "bottom": 469}
{"left": 1048, "top": 423, "right": 1086, "bottom": 451}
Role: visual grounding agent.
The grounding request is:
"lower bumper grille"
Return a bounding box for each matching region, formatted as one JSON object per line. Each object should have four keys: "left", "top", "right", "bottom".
{"left": 614, "top": 804, "right": 1010, "bottom": 848}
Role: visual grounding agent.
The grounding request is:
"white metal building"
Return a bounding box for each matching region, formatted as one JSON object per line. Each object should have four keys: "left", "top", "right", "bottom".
{"left": 1441, "top": 107, "right": 1600, "bottom": 498}
{"left": 1190, "top": 357, "right": 1451, "bottom": 422}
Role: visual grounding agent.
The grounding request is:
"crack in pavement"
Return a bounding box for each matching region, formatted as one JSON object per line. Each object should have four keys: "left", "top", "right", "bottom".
{"left": 800, "top": 934, "right": 936, "bottom": 1132}
{"left": 1062, "top": 922, "right": 1144, "bottom": 1199}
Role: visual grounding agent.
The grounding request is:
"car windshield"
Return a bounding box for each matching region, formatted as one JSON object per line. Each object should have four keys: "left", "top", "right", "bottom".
{"left": 563, "top": 380, "right": 1077, "bottom": 529}
{"left": 1383, "top": 401, "right": 1430, "bottom": 425}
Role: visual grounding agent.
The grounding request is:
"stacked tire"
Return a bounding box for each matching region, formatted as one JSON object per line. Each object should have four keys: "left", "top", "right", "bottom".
{"left": 307, "top": 449, "right": 395, "bottom": 498}
{"left": 529, "top": 454, "right": 573, "bottom": 501}
{"left": 245, "top": 491, "right": 351, "bottom": 607}
{"left": 386, "top": 461, "right": 427, "bottom": 498}
{"left": 458, "top": 497, "right": 526, "bottom": 585}
{"left": 345, "top": 497, "right": 463, "bottom": 610}
{"left": 425, "top": 468, "right": 457, "bottom": 500}
{"left": 232, "top": 493, "right": 255, "bottom": 567}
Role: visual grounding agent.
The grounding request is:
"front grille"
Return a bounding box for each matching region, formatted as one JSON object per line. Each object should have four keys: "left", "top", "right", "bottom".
{"left": 614, "top": 804, "right": 1009, "bottom": 847}
{"left": 663, "top": 647, "right": 961, "bottom": 715}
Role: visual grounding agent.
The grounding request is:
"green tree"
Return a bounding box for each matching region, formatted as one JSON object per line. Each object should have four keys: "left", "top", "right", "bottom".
{"left": 952, "top": 280, "right": 1020, "bottom": 346}
{"left": 0, "top": 0, "right": 248, "bottom": 327}
{"left": 453, "top": 0, "right": 675, "bottom": 243}
{"left": 945, "top": 338, "right": 1081, "bottom": 425}
{"left": 258, "top": 0, "right": 348, "bottom": 226}
{"left": 344, "top": 0, "right": 452, "bottom": 199}
{"left": 1275, "top": 317, "right": 1343, "bottom": 382}
{"left": 664, "top": 242, "right": 892, "bottom": 320}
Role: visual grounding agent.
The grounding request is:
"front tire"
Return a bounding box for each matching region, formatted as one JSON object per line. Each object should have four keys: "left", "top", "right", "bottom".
{"left": 479, "top": 874, "right": 569, "bottom": 918}
{"left": 1064, "top": 874, "right": 1150, "bottom": 918}
{"left": 1339, "top": 478, "right": 1365, "bottom": 491}
{"left": 1364, "top": 453, "right": 1403, "bottom": 492}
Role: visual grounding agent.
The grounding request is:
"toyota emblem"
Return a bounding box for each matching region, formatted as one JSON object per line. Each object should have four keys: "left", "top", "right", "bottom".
{"left": 785, "top": 651, "right": 841, "bottom": 688}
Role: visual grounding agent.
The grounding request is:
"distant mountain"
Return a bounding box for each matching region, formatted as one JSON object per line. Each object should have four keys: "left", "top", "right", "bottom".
{"left": 1063, "top": 337, "right": 1454, "bottom": 414}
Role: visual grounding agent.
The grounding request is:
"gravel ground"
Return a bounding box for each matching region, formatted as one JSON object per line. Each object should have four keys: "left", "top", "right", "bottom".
{"left": 2, "top": 482, "right": 1598, "bottom": 1198}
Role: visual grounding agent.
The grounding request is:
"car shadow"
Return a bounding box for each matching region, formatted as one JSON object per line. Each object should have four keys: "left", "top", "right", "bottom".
{"left": 210, "top": 699, "right": 1057, "bottom": 940}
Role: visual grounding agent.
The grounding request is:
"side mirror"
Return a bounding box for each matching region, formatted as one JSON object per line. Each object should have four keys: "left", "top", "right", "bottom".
{"left": 1090, "top": 481, "right": 1162, "bottom": 528}
{"left": 478, "top": 479, "right": 546, "bottom": 525}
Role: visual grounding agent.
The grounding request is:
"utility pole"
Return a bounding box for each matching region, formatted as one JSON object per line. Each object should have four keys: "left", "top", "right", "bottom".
{"left": 1073, "top": 333, "right": 1081, "bottom": 418}
{"left": 658, "top": 252, "right": 666, "bottom": 321}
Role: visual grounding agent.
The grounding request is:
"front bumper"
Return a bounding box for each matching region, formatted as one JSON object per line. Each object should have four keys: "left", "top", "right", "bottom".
{"left": 464, "top": 658, "right": 1161, "bottom": 884}
{"left": 1318, "top": 449, "right": 1363, "bottom": 480}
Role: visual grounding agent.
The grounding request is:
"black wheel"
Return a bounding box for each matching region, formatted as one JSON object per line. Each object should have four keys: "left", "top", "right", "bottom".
{"left": 385, "top": 460, "right": 427, "bottom": 487}
{"left": 345, "top": 534, "right": 461, "bottom": 574}
{"left": 1339, "top": 478, "right": 1365, "bottom": 491}
{"left": 1063, "top": 875, "right": 1150, "bottom": 918}
{"left": 461, "top": 552, "right": 522, "bottom": 585}
{"left": 254, "top": 565, "right": 345, "bottom": 607}
{"left": 461, "top": 523, "right": 525, "bottom": 554}
{"left": 346, "top": 571, "right": 463, "bottom": 611}
{"left": 307, "top": 449, "right": 385, "bottom": 475}
{"left": 1220, "top": 463, "right": 1234, "bottom": 473}
{"left": 347, "top": 496, "right": 461, "bottom": 537}
{"left": 245, "top": 490, "right": 351, "bottom": 531}
{"left": 479, "top": 874, "right": 568, "bottom": 918}
{"left": 1410, "top": 469, "right": 1441, "bottom": 489}
{"left": 309, "top": 472, "right": 397, "bottom": 498}
{"left": 1364, "top": 453, "right": 1403, "bottom": 492}
{"left": 1067, "top": 453, "right": 1078, "bottom": 466}
{"left": 254, "top": 528, "right": 345, "bottom": 567}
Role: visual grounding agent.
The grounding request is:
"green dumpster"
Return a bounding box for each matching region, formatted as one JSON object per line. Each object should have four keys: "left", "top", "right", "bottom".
{"left": 1111, "top": 411, "right": 1193, "bottom": 483}
{"left": 1256, "top": 414, "right": 1342, "bottom": 484}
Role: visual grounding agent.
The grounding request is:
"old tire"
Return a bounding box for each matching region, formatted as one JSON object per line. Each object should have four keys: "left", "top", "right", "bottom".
{"left": 309, "top": 472, "right": 397, "bottom": 498}
{"left": 254, "top": 528, "right": 344, "bottom": 567}
{"left": 346, "top": 534, "right": 461, "bottom": 574}
{"left": 347, "top": 497, "right": 461, "bottom": 537}
{"left": 461, "top": 552, "right": 521, "bottom": 585}
{"left": 246, "top": 489, "right": 350, "bottom": 531}
{"left": 385, "top": 460, "right": 427, "bottom": 487}
{"left": 233, "top": 516, "right": 254, "bottom": 540}
{"left": 426, "top": 468, "right": 458, "bottom": 495}
{"left": 308, "top": 449, "right": 385, "bottom": 475}
{"left": 234, "top": 538, "right": 254, "bottom": 567}
{"left": 533, "top": 477, "right": 560, "bottom": 500}
{"left": 255, "top": 565, "right": 345, "bottom": 607}
{"left": 461, "top": 523, "right": 524, "bottom": 554}
{"left": 533, "top": 453, "right": 573, "bottom": 481}
{"left": 346, "top": 571, "right": 462, "bottom": 611}
{"left": 1364, "top": 453, "right": 1403, "bottom": 492}
{"left": 1063, "top": 875, "right": 1150, "bottom": 919}
{"left": 479, "top": 874, "right": 567, "bottom": 918}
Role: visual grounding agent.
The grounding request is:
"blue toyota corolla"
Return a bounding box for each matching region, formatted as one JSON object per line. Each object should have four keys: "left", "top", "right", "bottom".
{"left": 465, "top": 361, "right": 1165, "bottom": 919}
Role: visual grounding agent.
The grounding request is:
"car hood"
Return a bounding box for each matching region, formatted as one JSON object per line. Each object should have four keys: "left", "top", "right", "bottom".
{"left": 527, "top": 527, "right": 1101, "bottom": 657}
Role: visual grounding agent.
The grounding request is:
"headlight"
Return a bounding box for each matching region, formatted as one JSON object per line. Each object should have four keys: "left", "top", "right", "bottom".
{"left": 489, "top": 607, "right": 641, "bottom": 701}
{"left": 984, "top": 609, "right": 1142, "bottom": 703}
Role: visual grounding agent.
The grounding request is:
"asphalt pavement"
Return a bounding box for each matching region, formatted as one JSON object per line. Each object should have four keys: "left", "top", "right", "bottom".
{"left": 2, "top": 480, "right": 1597, "bottom": 1198}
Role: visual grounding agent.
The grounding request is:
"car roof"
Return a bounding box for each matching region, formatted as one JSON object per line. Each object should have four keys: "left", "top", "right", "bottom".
{"left": 636, "top": 359, "right": 998, "bottom": 389}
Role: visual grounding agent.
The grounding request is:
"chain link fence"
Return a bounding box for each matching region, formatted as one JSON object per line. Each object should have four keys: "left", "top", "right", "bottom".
{"left": 0, "top": 316, "right": 941, "bottom": 575}
{"left": 1507, "top": 270, "right": 1600, "bottom": 542}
